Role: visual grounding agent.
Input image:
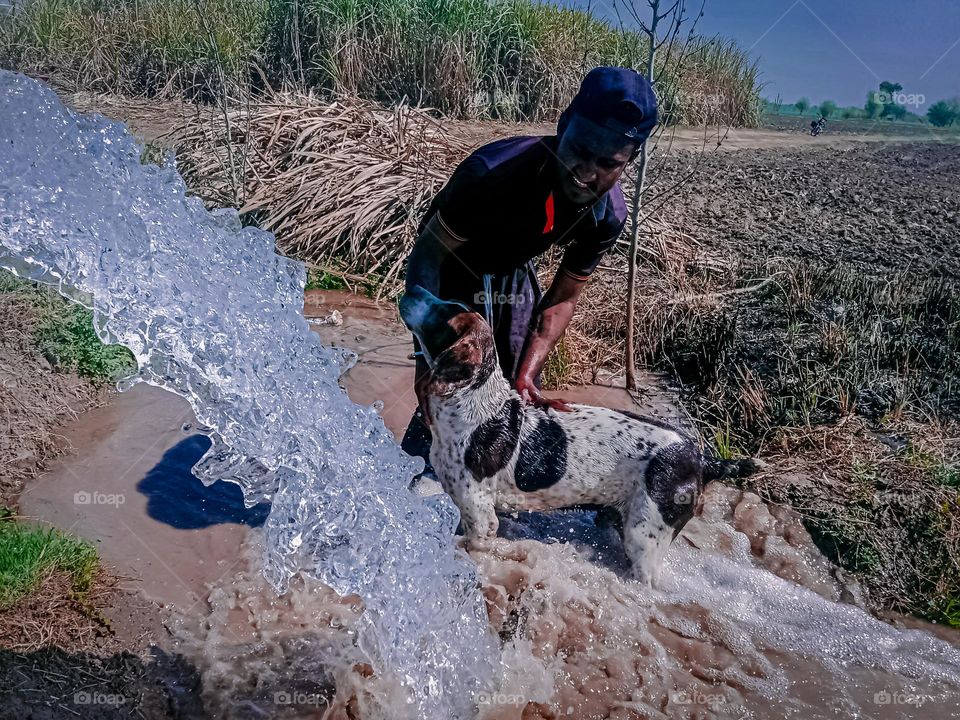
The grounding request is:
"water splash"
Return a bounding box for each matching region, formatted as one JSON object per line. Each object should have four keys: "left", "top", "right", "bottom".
{"left": 0, "top": 70, "right": 496, "bottom": 718}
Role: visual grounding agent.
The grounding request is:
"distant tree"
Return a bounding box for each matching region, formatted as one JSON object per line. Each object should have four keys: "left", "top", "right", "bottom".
{"left": 928, "top": 98, "right": 960, "bottom": 127}
{"left": 864, "top": 92, "right": 882, "bottom": 118}
{"left": 795, "top": 97, "right": 811, "bottom": 114}
{"left": 763, "top": 98, "right": 783, "bottom": 115}
{"left": 819, "top": 100, "right": 838, "bottom": 118}
{"left": 885, "top": 103, "right": 909, "bottom": 120}
{"left": 841, "top": 107, "right": 863, "bottom": 119}
{"left": 878, "top": 81, "right": 903, "bottom": 97}
{"left": 877, "top": 80, "right": 906, "bottom": 119}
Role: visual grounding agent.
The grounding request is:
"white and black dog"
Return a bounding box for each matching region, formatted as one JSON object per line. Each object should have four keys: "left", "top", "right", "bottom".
{"left": 400, "top": 286, "right": 758, "bottom": 585}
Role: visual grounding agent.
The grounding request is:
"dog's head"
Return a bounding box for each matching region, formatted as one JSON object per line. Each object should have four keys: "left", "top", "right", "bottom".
{"left": 399, "top": 286, "right": 497, "bottom": 397}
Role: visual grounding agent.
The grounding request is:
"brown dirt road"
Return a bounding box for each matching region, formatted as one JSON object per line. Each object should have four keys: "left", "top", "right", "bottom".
{"left": 62, "top": 91, "right": 946, "bottom": 154}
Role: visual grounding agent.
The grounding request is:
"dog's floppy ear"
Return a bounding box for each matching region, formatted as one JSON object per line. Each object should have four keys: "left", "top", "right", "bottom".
{"left": 429, "top": 312, "right": 496, "bottom": 394}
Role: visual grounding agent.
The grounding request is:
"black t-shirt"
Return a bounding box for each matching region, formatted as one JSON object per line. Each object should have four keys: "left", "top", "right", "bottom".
{"left": 421, "top": 136, "right": 627, "bottom": 289}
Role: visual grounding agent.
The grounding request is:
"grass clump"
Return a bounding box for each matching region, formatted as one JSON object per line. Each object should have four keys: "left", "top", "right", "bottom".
{"left": 623, "top": 261, "right": 960, "bottom": 624}
{"left": 0, "top": 270, "right": 136, "bottom": 383}
{"left": 0, "top": 513, "right": 99, "bottom": 608}
{"left": 743, "top": 422, "right": 960, "bottom": 627}
{"left": 638, "top": 265, "right": 960, "bottom": 452}
{"left": 34, "top": 303, "right": 136, "bottom": 382}
{"left": 306, "top": 269, "right": 348, "bottom": 291}
{"left": 0, "top": 0, "right": 762, "bottom": 125}
{"left": 0, "top": 0, "right": 266, "bottom": 100}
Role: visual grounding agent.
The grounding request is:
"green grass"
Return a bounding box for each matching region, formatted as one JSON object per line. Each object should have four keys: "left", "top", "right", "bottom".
{"left": 0, "top": 269, "right": 136, "bottom": 383}
{"left": 34, "top": 303, "right": 137, "bottom": 381}
{"left": 0, "top": 513, "right": 100, "bottom": 608}
{"left": 712, "top": 423, "right": 737, "bottom": 460}
{"left": 904, "top": 444, "right": 960, "bottom": 490}
{"left": 305, "top": 269, "right": 348, "bottom": 291}
{"left": 938, "top": 594, "right": 960, "bottom": 628}
{"left": 541, "top": 333, "right": 573, "bottom": 390}
{"left": 0, "top": 0, "right": 763, "bottom": 125}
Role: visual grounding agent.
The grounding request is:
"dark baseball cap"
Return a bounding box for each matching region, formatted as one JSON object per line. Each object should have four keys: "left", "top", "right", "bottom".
{"left": 558, "top": 66, "right": 658, "bottom": 143}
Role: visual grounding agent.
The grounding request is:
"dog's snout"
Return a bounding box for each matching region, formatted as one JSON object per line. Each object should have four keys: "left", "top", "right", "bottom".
{"left": 398, "top": 288, "right": 431, "bottom": 333}
{"left": 399, "top": 286, "right": 482, "bottom": 366}
{"left": 400, "top": 286, "right": 474, "bottom": 332}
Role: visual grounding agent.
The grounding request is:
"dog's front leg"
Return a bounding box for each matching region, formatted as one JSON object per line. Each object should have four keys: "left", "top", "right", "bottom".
{"left": 451, "top": 472, "right": 498, "bottom": 548}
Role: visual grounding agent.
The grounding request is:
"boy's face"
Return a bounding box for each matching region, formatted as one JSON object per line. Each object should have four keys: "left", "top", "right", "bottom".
{"left": 555, "top": 114, "right": 638, "bottom": 206}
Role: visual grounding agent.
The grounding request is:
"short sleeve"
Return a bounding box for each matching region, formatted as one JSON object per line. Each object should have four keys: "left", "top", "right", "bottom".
{"left": 559, "top": 214, "right": 624, "bottom": 280}
{"left": 432, "top": 157, "right": 492, "bottom": 242}
{"left": 558, "top": 185, "right": 626, "bottom": 280}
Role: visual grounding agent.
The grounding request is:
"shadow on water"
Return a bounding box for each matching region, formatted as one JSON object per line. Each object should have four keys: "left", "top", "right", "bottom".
{"left": 496, "top": 509, "right": 631, "bottom": 574}
{"left": 137, "top": 435, "right": 271, "bottom": 530}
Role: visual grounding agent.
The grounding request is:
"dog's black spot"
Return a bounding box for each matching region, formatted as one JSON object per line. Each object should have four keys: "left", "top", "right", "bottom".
{"left": 430, "top": 356, "right": 474, "bottom": 385}
{"left": 514, "top": 415, "right": 568, "bottom": 491}
{"left": 465, "top": 398, "right": 522, "bottom": 480}
{"left": 635, "top": 440, "right": 653, "bottom": 461}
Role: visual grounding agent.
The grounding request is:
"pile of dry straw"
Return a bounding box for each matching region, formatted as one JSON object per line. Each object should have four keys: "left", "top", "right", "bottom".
{"left": 172, "top": 93, "right": 475, "bottom": 291}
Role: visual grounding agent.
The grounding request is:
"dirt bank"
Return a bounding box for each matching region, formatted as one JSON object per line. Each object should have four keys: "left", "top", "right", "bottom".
{"left": 0, "top": 587, "right": 203, "bottom": 720}
{"left": 0, "top": 288, "right": 105, "bottom": 503}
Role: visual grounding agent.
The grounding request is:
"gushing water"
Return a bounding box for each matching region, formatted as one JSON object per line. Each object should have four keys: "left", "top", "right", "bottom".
{"left": 0, "top": 71, "right": 496, "bottom": 718}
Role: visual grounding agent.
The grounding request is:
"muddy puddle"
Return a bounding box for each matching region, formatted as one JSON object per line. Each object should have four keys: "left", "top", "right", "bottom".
{"left": 18, "top": 291, "right": 960, "bottom": 719}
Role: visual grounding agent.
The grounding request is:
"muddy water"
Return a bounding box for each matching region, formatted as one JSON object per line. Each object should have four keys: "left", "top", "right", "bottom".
{"left": 19, "top": 291, "right": 960, "bottom": 719}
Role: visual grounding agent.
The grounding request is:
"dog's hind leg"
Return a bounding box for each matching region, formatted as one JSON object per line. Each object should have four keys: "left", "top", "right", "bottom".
{"left": 622, "top": 490, "right": 672, "bottom": 587}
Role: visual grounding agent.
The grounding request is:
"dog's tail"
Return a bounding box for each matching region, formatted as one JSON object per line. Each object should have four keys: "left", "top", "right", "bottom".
{"left": 703, "top": 457, "right": 764, "bottom": 482}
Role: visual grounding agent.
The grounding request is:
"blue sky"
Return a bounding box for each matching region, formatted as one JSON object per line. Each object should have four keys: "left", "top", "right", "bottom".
{"left": 570, "top": 0, "right": 960, "bottom": 110}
